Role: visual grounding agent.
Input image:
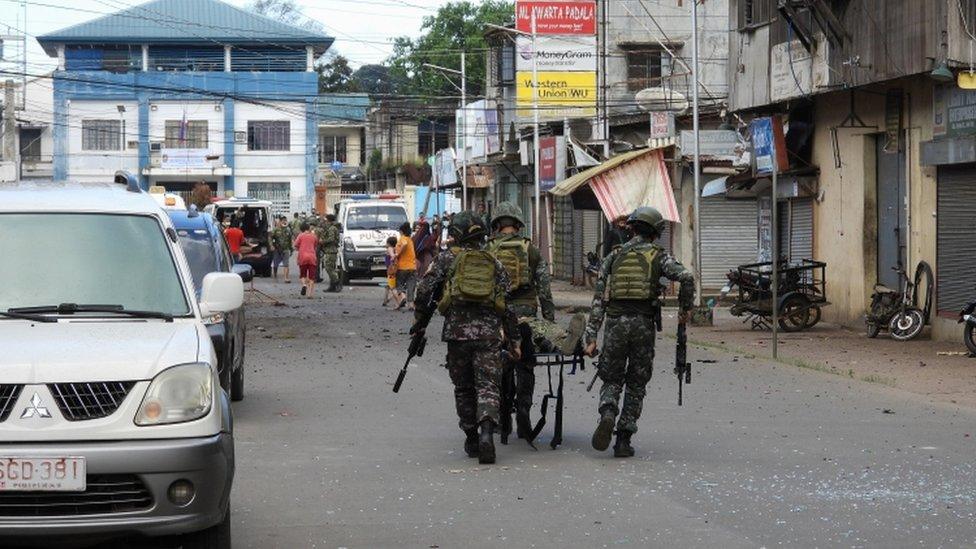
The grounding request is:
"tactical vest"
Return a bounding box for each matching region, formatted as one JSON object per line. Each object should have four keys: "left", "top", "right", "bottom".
{"left": 487, "top": 237, "right": 538, "bottom": 304}
{"left": 606, "top": 246, "right": 661, "bottom": 314}
{"left": 438, "top": 249, "right": 506, "bottom": 314}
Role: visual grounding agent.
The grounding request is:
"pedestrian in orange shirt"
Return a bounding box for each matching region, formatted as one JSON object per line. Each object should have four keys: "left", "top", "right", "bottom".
{"left": 394, "top": 222, "right": 417, "bottom": 310}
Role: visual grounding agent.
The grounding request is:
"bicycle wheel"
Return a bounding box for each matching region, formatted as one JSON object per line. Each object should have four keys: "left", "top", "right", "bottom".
{"left": 889, "top": 308, "right": 924, "bottom": 341}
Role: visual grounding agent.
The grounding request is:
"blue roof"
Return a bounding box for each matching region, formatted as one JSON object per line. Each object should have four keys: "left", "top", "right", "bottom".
{"left": 314, "top": 93, "right": 371, "bottom": 125}
{"left": 37, "top": 0, "right": 332, "bottom": 56}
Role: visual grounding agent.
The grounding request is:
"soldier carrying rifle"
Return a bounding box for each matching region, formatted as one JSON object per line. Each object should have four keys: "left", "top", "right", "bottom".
{"left": 583, "top": 207, "right": 695, "bottom": 458}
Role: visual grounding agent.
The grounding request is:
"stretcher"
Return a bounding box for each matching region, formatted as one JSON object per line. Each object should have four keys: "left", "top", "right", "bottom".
{"left": 529, "top": 352, "right": 585, "bottom": 449}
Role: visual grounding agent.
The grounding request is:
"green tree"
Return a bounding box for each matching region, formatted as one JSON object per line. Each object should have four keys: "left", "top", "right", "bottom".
{"left": 318, "top": 53, "right": 357, "bottom": 93}
{"left": 248, "top": 0, "right": 324, "bottom": 32}
{"left": 351, "top": 64, "right": 400, "bottom": 96}
{"left": 386, "top": 1, "right": 513, "bottom": 98}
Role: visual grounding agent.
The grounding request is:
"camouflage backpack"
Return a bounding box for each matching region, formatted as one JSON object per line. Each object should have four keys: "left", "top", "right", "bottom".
{"left": 488, "top": 237, "right": 531, "bottom": 290}
{"left": 438, "top": 249, "right": 505, "bottom": 314}
{"left": 607, "top": 246, "right": 661, "bottom": 301}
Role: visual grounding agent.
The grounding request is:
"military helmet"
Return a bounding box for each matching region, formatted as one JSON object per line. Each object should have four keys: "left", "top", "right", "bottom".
{"left": 627, "top": 206, "right": 666, "bottom": 235}
{"left": 449, "top": 210, "right": 488, "bottom": 243}
{"left": 491, "top": 201, "right": 525, "bottom": 229}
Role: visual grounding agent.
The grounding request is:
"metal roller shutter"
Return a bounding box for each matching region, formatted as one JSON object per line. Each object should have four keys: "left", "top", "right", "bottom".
{"left": 657, "top": 221, "right": 673, "bottom": 255}
{"left": 937, "top": 165, "right": 976, "bottom": 313}
{"left": 582, "top": 210, "right": 602, "bottom": 258}
{"left": 700, "top": 197, "right": 759, "bottom": 289}
{"left": 790, "top": 198, "right": 814, "bottom": 260}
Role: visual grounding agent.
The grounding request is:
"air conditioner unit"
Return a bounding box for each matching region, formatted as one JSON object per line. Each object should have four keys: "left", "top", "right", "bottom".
{"left": 149, "top": 142, "right": 163, "bottom": 152}
{"left": 234, "top": 131, "right": 247, "bottom": 143}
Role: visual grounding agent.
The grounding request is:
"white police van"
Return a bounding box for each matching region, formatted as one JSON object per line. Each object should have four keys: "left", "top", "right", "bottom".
{"left": 335, "top": 194, "right": 410, "bottom": 283}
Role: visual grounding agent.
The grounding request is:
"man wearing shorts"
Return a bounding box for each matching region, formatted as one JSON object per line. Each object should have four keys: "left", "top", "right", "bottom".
{"left": 293, "top": 222, "right": 319, "bottom": 298}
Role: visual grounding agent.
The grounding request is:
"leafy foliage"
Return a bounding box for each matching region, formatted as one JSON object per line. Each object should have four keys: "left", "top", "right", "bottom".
{"left": 386, "top": 1, "right": 513, "bottom": 97}
{"left": 318, "top": 54, "right": 356, "bottom": 93}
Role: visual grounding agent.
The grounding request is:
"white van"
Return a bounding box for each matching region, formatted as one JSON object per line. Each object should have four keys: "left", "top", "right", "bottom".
{"left": 0, "top": 173, "right": 242, "bottom": 547}
{"left": 335, "top": 196, "right": 410, "bottom": 283}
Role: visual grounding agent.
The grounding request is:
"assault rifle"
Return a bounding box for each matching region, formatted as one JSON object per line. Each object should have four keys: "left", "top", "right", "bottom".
{"left": 676, "top": 322, "right": 691, "bottom": 405}
{"left": 392, "top": 328, "right": 427, "bottom": 393}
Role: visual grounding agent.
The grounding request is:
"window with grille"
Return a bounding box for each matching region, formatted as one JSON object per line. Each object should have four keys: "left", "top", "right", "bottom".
{"left": 625, "top": 47, "right": 673, "bottom": 92}
{"left": 319, "top": 134, "right": 348, "bottom": 164}
{"left": 81, "top": 120, "right": 122, "bottom": 151}
{"left": 164, "top": 120, "right": 208, "bottom": 149}
{"left": 499, "top": 44, "right": 515, "bottom": 84}
{"left": 247, "top": 121, "right": 290, "bottom": 151}
{"left": 418, "top": 129, "right": 449, "bottom": 157}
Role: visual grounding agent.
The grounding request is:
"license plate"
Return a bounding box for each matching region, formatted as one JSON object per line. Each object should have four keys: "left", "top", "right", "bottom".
{"left": 0, "top": 457, "right": 86, "bottom": 492}
{"left": 372, "top": 256, "right": 386, "bottom": 265}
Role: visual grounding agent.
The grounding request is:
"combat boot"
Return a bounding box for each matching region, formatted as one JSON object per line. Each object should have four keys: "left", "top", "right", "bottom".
{"left": 464, "top": 428, "right": 479, "bottom": 458}
{"left": 559, "top": 313, "right": 587, "bottom": 356}
{"left": 591, "top": 408, "right": 616, "bottom": 451}
{"left": 478, "top": 419, "right": 496, "bottom": 464}
{"left": 613, "top": 431, "right": 635, "bottom": 458}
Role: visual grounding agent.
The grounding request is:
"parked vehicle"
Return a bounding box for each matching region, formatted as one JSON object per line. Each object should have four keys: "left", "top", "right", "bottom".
{"left": 721, "top": 259, "right": 829, "bottom": 332}
{"left": 205, "top": 197, "right": 274, "bottom": 277}
{"left": 0, "top": 173, "right": 240, "bottom": 548}
{"left": 866, "top": 262, "right": 932, "bottom": 341}
{"left": 168, "top": 207, "right": 251, "bottom": 401}
{"left": 148, "top": 185, "right": 187, "bottom": 210}
{"left": 335, "top": 195, "right": 409, "bottom": 283}
{"left": 959, "top": 298, "right": 976, "bottom": 355}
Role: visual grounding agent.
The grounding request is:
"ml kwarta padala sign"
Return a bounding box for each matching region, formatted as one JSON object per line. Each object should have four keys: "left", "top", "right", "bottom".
{"left": 515, "top": 0, "right": 597, "bottom": 121}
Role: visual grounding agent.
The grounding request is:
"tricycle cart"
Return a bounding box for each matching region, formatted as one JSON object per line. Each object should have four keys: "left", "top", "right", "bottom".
{"left": 723, "top": 259, "right": 829, "bottom": 332}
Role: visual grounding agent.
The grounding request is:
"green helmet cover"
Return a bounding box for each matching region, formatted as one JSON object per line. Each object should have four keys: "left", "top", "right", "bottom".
{"left": 627, "top": 206, "right": 666, "bottom": 235}
{"left": 450, "top": 211, "right": 488, "bottom": 243}
{"left": 491, "top": 201, "right": 525, "bottom": 229}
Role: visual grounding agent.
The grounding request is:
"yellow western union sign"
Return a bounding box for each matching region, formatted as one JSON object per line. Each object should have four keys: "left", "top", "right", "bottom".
{"left": 516, "top": 71, "right": 597, "bottom": 120}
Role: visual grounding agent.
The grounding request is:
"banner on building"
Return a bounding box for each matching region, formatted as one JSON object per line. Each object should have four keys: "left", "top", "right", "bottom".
{"left": 650, "top": 112, "right": 675, "bottom": 140}
{"left": 933, "top": 84, "right": 976, "bottom": 138}
{"left": 751, "top": 117, "right": 788, "bottom": 176}
{"left": 515, "top": 35, "right": 597, "bottom": 73}
{"left": 515, "top": 1, "right": 597, "bottom": 35}
{"left": 539, "top": 136, "right": 558, "bottom": 191}
{"left": 769, "top": 33, "right": 829, "bottom": 102}
{"left": 516, "top": 70, "right": 597, "bottom": 121}
{"left": 679, "top": 130, "right": 742, "bottom": 161}
{"left": 434, "top": 148, "right": 458, "bottom": 187}
{"left": 160, "top": 148, "right": 209, "bottom": 169}
{"left": 456, "top": 100, "right": 501, "bottom": 162}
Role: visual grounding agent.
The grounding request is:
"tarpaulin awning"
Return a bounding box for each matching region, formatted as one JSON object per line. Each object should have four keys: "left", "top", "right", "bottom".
{"left": 548, "top": 147, "right": 680, "bottom": 223}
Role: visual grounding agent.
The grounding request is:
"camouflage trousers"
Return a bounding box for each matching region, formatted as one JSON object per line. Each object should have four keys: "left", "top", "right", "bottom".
{"left": 446, "top": 339, "right": 503, "bottom": 432}
{"left": 321, "top": 251, "right": 338, "bottom": 285}
{"left": 597, "top": 314, "right": 656, "bottom": 434}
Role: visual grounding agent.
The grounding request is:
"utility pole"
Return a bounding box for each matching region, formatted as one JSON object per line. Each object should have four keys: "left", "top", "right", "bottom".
{"left": 690, "top": 0, "right": 703, "bottom": 310}
{"left": 532, "top": 11, "right": 541, "bottom": 243}
{"left": 3, "top": 80, "right": 16, "bottom": 164}
{"left": 461, "top": 51, "right": 467, "bottom": 209}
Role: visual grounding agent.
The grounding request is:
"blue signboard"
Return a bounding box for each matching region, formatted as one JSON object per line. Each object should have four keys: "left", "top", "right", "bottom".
{"left": 751, "top": 117, "right": 775, "bottom": 176}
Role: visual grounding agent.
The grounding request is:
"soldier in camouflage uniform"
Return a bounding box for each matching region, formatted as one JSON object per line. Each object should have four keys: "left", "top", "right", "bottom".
{"left": 583, "top": 207, "right": 695, "bottom": 458}
{"left": 486, "top": 202, "right": 560, "bottom": 442}
{"left": 270, "top": 216, "right": 294, "bottom": 282}
{"left": 412, "top": 211, "right": 521, "bottom": 464}
{"left": 319, "top": 214, "right": 341, "bottom": 292}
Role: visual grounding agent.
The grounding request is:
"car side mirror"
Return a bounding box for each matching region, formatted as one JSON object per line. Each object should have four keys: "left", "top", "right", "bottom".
{"left": 199, "top": 272, "right": 244, "bottom": 316}
{"left": 232, "top": 263, "right": 254, "bottom": 283}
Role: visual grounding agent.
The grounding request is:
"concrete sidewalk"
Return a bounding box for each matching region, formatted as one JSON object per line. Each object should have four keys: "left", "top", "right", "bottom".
{"left": 551, "top": 279, "right": 976, "bottom": 409}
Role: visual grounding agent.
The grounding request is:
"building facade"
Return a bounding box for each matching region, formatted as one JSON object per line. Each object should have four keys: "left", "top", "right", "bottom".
{"left": 37, "top": 0, "right": 332, "bottom": 213}
{"left": 727, "top": 0, "right": 975, "bottom": 340}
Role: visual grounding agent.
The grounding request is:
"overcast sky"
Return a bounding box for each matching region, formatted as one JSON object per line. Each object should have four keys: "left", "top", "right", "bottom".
{"left": 0, "top": 0, "right": 451, "bottom": 73}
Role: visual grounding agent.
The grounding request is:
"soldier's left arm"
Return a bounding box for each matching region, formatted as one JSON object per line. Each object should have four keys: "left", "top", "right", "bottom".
{"left": 529, "top": 244, "right": 556, "bottom": 322}
{"left": 659, "top": 252, "right": 696, "bottom": 311}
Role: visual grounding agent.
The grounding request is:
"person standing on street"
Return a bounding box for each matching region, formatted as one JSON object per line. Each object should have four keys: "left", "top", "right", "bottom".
{"left": 486, "top": 201, "right": 558, "bottom": 442}
{"left": 412, "top": 211, "right": 521, "bottom": 464}
{"left": 270, "top": 216, "right": 293, "bottom": 283}
{"left": 394, "top": 222, "right": 417, "bottom": 310}
{"left": 583, "top": 207, "right": 695, "bottom": 458}
{"left": 224, "top": 219, "right": 245, "bottom": 262}
{"left": 319, "top": 214, "right": 341, "bottom": 292}
{"left": 293, "top": 223, "right": 319, "bottom": 298}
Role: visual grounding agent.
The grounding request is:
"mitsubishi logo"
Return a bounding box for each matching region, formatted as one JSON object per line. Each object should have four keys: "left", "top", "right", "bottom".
{"left": 20, "top": 393, "right": 52, "bottom": 419}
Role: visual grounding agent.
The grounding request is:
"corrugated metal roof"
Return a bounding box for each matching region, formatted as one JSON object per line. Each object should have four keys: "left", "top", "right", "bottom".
{"left": 37, "top": 0, "right": 332, "bottom": 55}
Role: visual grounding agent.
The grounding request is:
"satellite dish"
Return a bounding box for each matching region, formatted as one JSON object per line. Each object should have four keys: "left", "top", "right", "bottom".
{"left": 635, "top": 87, "right": 689, "bottom": 114}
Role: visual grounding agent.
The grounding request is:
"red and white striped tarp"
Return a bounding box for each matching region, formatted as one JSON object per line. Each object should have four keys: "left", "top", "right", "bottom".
{"left": 588, "top": 148, "right": 680, "bottom": 223}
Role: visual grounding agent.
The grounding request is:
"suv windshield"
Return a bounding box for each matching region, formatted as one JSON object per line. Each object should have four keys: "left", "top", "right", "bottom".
{"left": 345, "top": 205, "right": 408, "bottom": 231}
{"left": 0, "top": 213, "right": 191, "bottom": 316}
{"left": 177, "top": 228, "right": 222, "bottom": 297}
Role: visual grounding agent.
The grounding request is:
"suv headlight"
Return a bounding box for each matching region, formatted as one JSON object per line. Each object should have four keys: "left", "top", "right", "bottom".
{"left": 343, "top": 237, "right": 355, "bottom": 252}
{"left": 135, "top": 363, "right": 213, "bottom": 426}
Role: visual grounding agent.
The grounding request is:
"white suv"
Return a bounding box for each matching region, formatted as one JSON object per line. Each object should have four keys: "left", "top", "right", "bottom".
{"left": 0, "top": 174, "right": 242, "bottom": 547}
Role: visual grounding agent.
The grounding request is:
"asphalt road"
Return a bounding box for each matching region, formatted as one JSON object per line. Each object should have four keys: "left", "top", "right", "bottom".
{"left": 230, "top": 279, "right": 976, "bottom": 548}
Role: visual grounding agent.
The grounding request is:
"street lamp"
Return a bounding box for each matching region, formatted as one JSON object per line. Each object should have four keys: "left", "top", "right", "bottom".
{"left": 423, "top": 54, "right": 467, "bottom": 208}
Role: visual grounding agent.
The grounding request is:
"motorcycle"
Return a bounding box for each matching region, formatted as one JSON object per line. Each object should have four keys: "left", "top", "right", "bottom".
{"left": 866, "top": 261, "right": 932, "bottom": 341}
{"left": 958, "top": 298, "right": 976, "bottom": 355}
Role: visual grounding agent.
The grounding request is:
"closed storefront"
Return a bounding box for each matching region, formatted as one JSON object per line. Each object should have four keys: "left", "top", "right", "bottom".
{"left": 777, "top": 197, "right": 814, "bottom": 261}
{"left": 700, "top": 197, "right": 759, "bottom": 289}
{"left": 936, "top": 164, "right": 976, "bottom": 314}
{"left": 581, "top": 210, "right": 603, "bottom": 258}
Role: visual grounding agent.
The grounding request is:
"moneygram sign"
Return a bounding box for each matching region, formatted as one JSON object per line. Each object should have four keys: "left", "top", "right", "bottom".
{"left": 516, "top": 1, "right": 597, "bottom": 35}
{"left": 516, "top": 36, "right": 597, "bottom": 72}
